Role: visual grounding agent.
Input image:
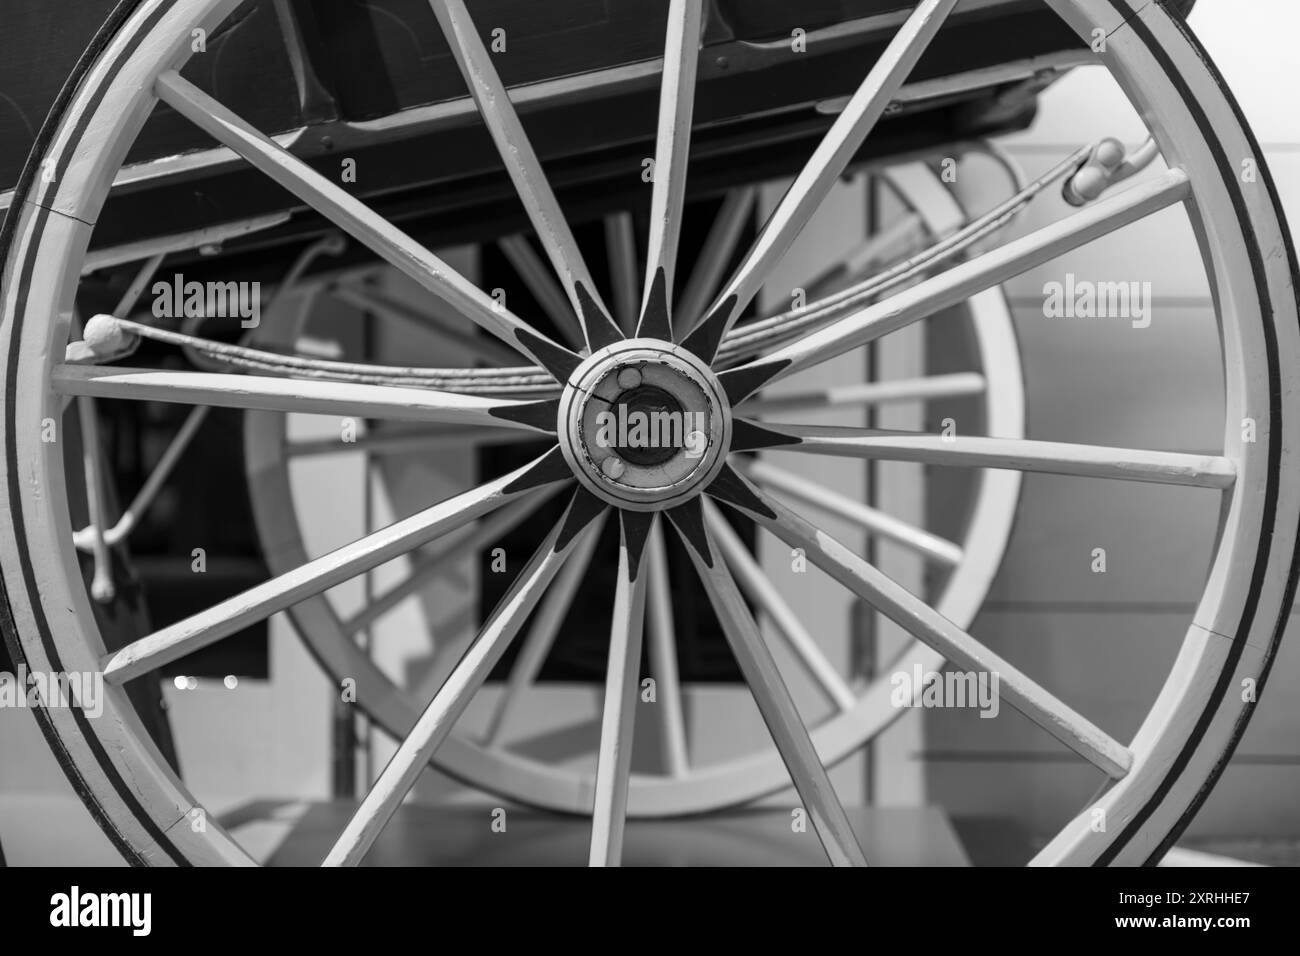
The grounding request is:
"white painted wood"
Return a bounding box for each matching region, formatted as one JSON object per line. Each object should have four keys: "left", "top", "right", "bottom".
{"left": 739, "top": 373, "right": 985, "bottom": 416}
{"left": 100, "top": 456, "right": 567, "bottom": 684}
{"left": 153, "top": 70, "right": 575, "bottom": 374}
{"left": 497, "top": 235, "right": 584, "bottom": 348}
{"left": 0, "top": 0, "right": 273, "bottom": 867}
{"left": 726, "top": 169, "right": 1191, "bottom": 396}
{"left": 52, "top": 365, "right": 553, "bottom": 432}
{"left": 694, "top": 0, "right": 959, "bottom": 349}
{"left": 645, "top": 519, "right": 690, "bottom": 777}
{"left": 589, "top": 516, "right": 651, "bottom": 866}
{"left": 874, "top": 160, "right": 1028, "bottom": 809}
{"left": 750, "top": 171, "right": 869, "bottom": 806}
{"left": 112, "top": 253, "right": 166, "bottom": 318}
{"left": 760, "top": 425, "right": 1235, "bottom": 489}
{"left": 675, "top": 516, "right": 867, "bottom": 866}
{"left": 675, "top": 187, "right": 756, "bottom": 335}
{"left": 68, "top": 305, "right": 120, "bottom": 601}
{"left": 604, "top": 213, "right": 640, "bottom": 335}
{"left": 709, "top": 147, "right": 1093, "bottom": 362}
{"left": 324, "top": 501, "right": 606, "bottom": 865}
{"left": 73, "top": 401, "right": 210, "bottom": 551}
{"left": 238, "top": 170, "right": 1027, "bottom": 817}
{"left": 870, "top": 296, "right": 929, "bottom": 808}
{"left": 82, "top": 214, "right": 290, "bottom": 274}
{"left": 329, "top": 283, "right": 522, "bottom": 367}
{"left": 802, "top": 214, "right": 928, "bottom": 301}
{"left": 63, "top": 253, "right": 161, "bottom": 394}
{"left": 428, "top": 0, "right": 618, "bottom": 350}
{"left": 734, "top": 484, "right": 1134, "bottom": 779}
{"left": 286, "top": 424, "right": 533, "bottom": 458}
{"left": 704, "top": 499, "right": 857, "bottom": 711}
{"left": 343, "top": 492, "right": 553, "bottom": 637}
{"left": 640, "top": 0, "right": 703, "bottom": 335}
{"left": 742, "top": 458, "right": 963, "bottom": 566}
{"left": 72, "top": 242, "right": 345, "bottom": 549}
{"left": 75, "top": 395, "right": 114, "bottom": 602}
{"left": 482, "top": 518, "right": 605, "bottom": 744}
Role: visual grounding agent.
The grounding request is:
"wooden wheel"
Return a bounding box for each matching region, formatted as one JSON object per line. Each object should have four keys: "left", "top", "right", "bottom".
{"left": 241, "top": 164, "right": 1025, "bottom": 817}
{"left": 1, "top": 0, "right": 1296, "bottom": 866}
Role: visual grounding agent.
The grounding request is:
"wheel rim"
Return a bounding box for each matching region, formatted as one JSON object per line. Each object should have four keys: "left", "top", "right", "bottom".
{"left": 0, "top": 0, "right": 1295, "bottom": 866}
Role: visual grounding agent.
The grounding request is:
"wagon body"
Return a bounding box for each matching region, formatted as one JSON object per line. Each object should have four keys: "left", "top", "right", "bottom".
{"left": 0, "top": 0, "right": 1188, "bottom": 268}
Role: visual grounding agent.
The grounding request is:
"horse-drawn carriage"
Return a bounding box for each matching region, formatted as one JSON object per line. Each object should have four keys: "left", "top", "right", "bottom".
{"left": 0, "top": 0, "right": 1295, "bottom": 866}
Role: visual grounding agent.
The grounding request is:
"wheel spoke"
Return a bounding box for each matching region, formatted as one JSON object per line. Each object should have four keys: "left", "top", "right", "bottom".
{"left": 676, "top": 186, "right": 757, "bottom": 336}
{"left": 287, "top": 424, "right": 540, "bottom": 459}
{"left": 74, "top": 237, "right": 346, "bottom": 550}
{"left": 683, "top": 0, "right": 959, "bottom": 361}
{"left": 719, "top": 168, "right": 1191, "bottom": 403}
{"left": 739, "top": 373, "right": 985, "bottom": 417}
{"left": 343, "top": 490, "right": 559, "bottom": 637}
{"left": 667, "top": 500, "right": 866, "bottom": 866}
{"left": 589, "top": 512, "right": 652, "bottom": 867}
{"left": 324, "top": 490, "right": 608, "bottom": 866}
{"left": 638, "top": 0, "right": 704, "bottom": 340}
{"left": 428, "top": 0, "right": 623, "bottom": 351}
{"left": 497, "top": 235, "right": 584, "bottom": 348}
{"left": 482, "top": 513, "right": 606, "bottom": 744}
{"left": 712, "top": 214, "right": 930, "bottom": 368}
{"left": 800, "top": 213, "right": 928, "bottom": 302}
{"left": 709, "top": 214, "right": 929, "bottom": 366}
{"left": 645, "top": 518, "right": 690, "bottom": 777}
{"left": 604, "top": 213, "right": 641, "bottom": 336}
{"left": 710, "top": 468, "right": 1133, "bottom": 778}
{"left": 739, "top": 458, "right": 962, "bottom": 565}
{"left": 329, "top": 283, "right": 524, "bottom": 368}
{"left": 52, "top": 365, "right": 558, "bottom": 434}
{"left": 748, "top": 422, "right": 1235, "bottom": 489}
{"left": 715, "top": 148, "right": 1096, "bottom": 368}
{"left": 703, "top": 499, "right": 857, "bottom": 711}
{"left": 74, "top": 403, "right": 211, "bottom": 551}
{"left": 76, "top": 395, "right": 115, "bottom": 603}
{"left": 116, "top": 252, "right": 166, "bottom": 315}
{"left": 101, "top": 451, "right": 573, "bottom": 684}
{"left": 154, "top": 70, "right": 581, "bottom": 381}
{"left": 82, "top": 215, "right": 291, "bottom": 275}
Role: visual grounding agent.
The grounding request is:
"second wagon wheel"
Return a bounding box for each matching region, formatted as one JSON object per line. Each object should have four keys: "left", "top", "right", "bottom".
{"left": 241, "top": 160, "right": 1026, "bottom": 816}
{"left": 1, "top": 0, "right": 1297, "bottom": 866}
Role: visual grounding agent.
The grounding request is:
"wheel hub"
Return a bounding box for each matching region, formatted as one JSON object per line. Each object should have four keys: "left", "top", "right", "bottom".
{"left": 557, "top": 339, "right": 731, "bottom": 511}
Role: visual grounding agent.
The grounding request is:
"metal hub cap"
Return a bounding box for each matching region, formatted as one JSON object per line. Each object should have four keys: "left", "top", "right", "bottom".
{"left": 558, "top": 339, "right": 731, "bottom": 511}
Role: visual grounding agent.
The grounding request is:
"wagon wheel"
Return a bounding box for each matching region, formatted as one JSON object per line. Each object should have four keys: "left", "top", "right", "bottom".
{"left": 1, "top": 0, "right": 1296, "bottom": 866}
{"left": 242, "top": 161, "right": 1025, "bottom": 817}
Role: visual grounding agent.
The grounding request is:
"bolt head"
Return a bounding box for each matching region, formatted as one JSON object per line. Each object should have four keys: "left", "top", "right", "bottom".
{"left": 616, "top": 366, "right": 643, "bottom": 389}
{"left": 602, "top": 456, "right": 626, "bottom": 480}
{"left": 1095, "top": 138, "right": 1126, "bottom": 168}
